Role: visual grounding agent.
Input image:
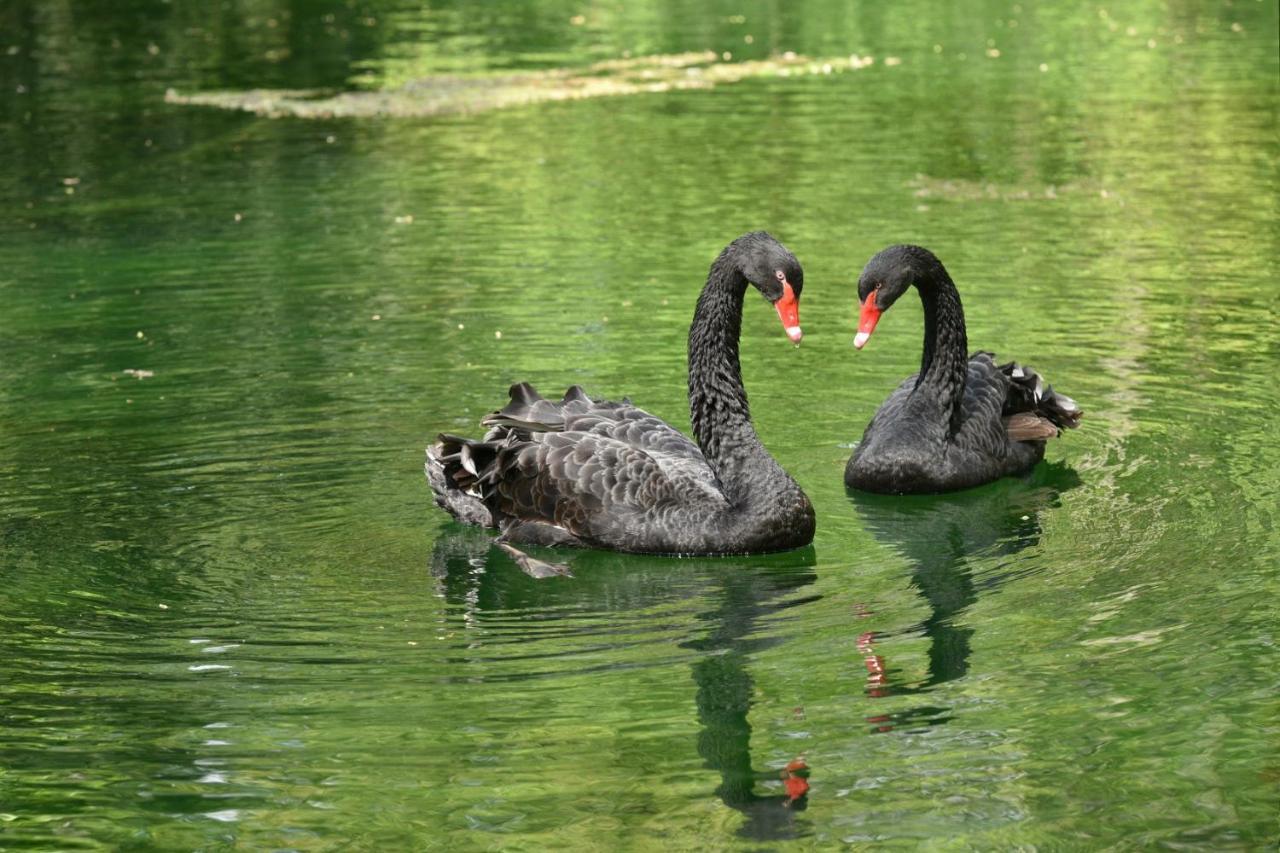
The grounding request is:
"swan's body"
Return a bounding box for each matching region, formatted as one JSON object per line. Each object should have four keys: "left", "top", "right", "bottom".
{"left": 427, "top": 232, "right": 815, "bottom": 555}
{"left": 845, "top": 245, "right": 1081, "bottom": 495}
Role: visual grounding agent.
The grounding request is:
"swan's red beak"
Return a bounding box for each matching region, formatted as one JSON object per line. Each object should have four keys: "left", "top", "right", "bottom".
{"left": 775, "top": 281, "right": 802, "bottom": 344}
{"left": 854, "top": 289, "right": 881, "bottom": 349}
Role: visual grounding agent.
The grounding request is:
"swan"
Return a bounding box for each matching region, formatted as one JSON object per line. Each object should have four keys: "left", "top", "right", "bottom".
{"left": 845, "top": 244, "right": 1081, "bottom": 494}
{"left": 427, "top": 231, "right": 815, "bottom": 556}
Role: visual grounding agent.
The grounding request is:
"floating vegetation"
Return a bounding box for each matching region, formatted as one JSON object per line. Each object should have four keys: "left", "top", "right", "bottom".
{"left": 165, "top": 51, "right": 879, "bottom": 119}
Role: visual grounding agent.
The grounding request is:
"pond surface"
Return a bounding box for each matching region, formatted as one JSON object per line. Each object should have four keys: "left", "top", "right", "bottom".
{"left": 1, "top": 0, "right": 1277, "bottom": 848}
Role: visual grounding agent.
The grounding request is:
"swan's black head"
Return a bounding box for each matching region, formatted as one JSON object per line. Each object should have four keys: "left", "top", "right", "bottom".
{"left": 854, "top": 244, "right": 942, "bottom": 349}
{"left": 732, "top": 231, "right": 805, "bottom": 344}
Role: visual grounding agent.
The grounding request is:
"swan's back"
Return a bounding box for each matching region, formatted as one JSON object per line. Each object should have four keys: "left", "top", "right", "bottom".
{"left": 428, "top": 383, "right": 731, "bottom": 554}
{"left": 847, "top": 352, "right": 1081, "bottom": 494}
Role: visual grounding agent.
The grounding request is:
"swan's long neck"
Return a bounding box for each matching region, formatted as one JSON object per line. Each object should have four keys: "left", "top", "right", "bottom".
{"left": 914, "top": 265, "right": 969, "bottom": 433}
{"left": 687, "top": 250, "right": 792, "bottom": 506}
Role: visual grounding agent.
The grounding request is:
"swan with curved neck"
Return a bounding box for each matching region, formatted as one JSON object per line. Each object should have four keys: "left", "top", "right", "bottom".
{"left": 845, "top": 244, "right": 1081, "bottom": 494}
{"left": 428, "top": 231, "right": 815, "bottom": 556}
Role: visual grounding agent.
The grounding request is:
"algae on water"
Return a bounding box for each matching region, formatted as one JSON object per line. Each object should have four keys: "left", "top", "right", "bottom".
{"left": 165, "top": 51, "right": 881, "bottom": 119}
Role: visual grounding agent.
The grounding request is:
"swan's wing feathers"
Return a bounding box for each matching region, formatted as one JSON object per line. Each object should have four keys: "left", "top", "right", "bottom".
{"left": 957, "top": 356, "right": 1012, "bottom": 454}
{"left": 995, "top": 358, "right": 1044, "bottom": 416}
{"left": 561, "top": 384, "right": 593, "bottom": 406}
{"left": 482, "top": 382, "right": 568, "bottom": 432}
{"left": 560, "top": 399, "right": 711, "bottom": 470}
{"left": 481, "top": 383, "right": 711, "bottom": 478}
{"left": 492, "top": 428, "right": 722, "bottom": 542}
{"left": 479, "top": 385, "right": 699, "bottom": 449}
{"left": 993, "top": 358, "right": 1083, "bottom": 434}
{"left": 962, "top": 354, "right": 1008, "bottom": 418}
{"left": 1040, "top": 385, "right": 1083, "bottom": 430}
{"left": 433, "top": 433, "right": 487, "bottom": 490}
{"left": 1004, "top": 411, "right": 1060, "bottom": 441}
{"left": 433, "top": 385, "right": 723, "bottom": 544}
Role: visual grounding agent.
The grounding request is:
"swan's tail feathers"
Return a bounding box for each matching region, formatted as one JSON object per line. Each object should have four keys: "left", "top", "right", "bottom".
{"left": 425, "top": 436, "right": 498, "bottom": 528}
{"left": 481, "top": 382, "right": 601, "bottom": 432}
{"left": 1040, "top": 385, "right": 1082, "bottom": 431}
{"left": 999, "top": 360, "right": 1083, "bottom": 438}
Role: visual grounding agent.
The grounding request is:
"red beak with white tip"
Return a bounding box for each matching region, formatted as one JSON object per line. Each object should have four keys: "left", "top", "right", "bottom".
{"left": 854, "top": 288, "right": 881, "bottom": 349}
{"left": 775, "top": 281, "right": 802, "bottom": 343}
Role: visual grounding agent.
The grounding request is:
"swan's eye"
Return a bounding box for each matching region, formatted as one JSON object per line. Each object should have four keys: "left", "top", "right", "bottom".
{"left": 775, "top": 270, "right": 786, "bottom": 281}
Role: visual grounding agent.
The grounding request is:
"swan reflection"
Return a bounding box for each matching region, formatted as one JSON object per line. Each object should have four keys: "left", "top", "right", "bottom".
{"left": 848, "top": 463, "right": 1081, "bottom": 731}
{"left": 427, "top": 531, "right": 819, "bottom": 840}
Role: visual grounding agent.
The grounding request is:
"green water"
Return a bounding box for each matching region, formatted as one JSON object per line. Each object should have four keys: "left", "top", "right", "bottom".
{"left": 2, "top": 1, "right": 1277, "bottom": 848}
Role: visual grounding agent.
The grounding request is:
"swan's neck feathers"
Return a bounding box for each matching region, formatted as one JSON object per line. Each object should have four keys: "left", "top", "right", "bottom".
{"left": 687, "top": 252, "right": 793, "bottom": 505}
{"left": 915, "top": 267, "right": 969, "bottom": 433}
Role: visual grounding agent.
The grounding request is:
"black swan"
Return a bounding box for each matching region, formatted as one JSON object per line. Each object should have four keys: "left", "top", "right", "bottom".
{"left": 844, "top": 245, "right": 1081, "bottom": 494}
{"left": 427, "top": 231, "right": 816, "bottom": 556}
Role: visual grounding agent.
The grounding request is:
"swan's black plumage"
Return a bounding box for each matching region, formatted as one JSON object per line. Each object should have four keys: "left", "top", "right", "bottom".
{"left": 845, "top": 245, "right": 1081, "bottom": 494}
{"left": 427, "top": 232, "right": 815, "bottom": 555}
